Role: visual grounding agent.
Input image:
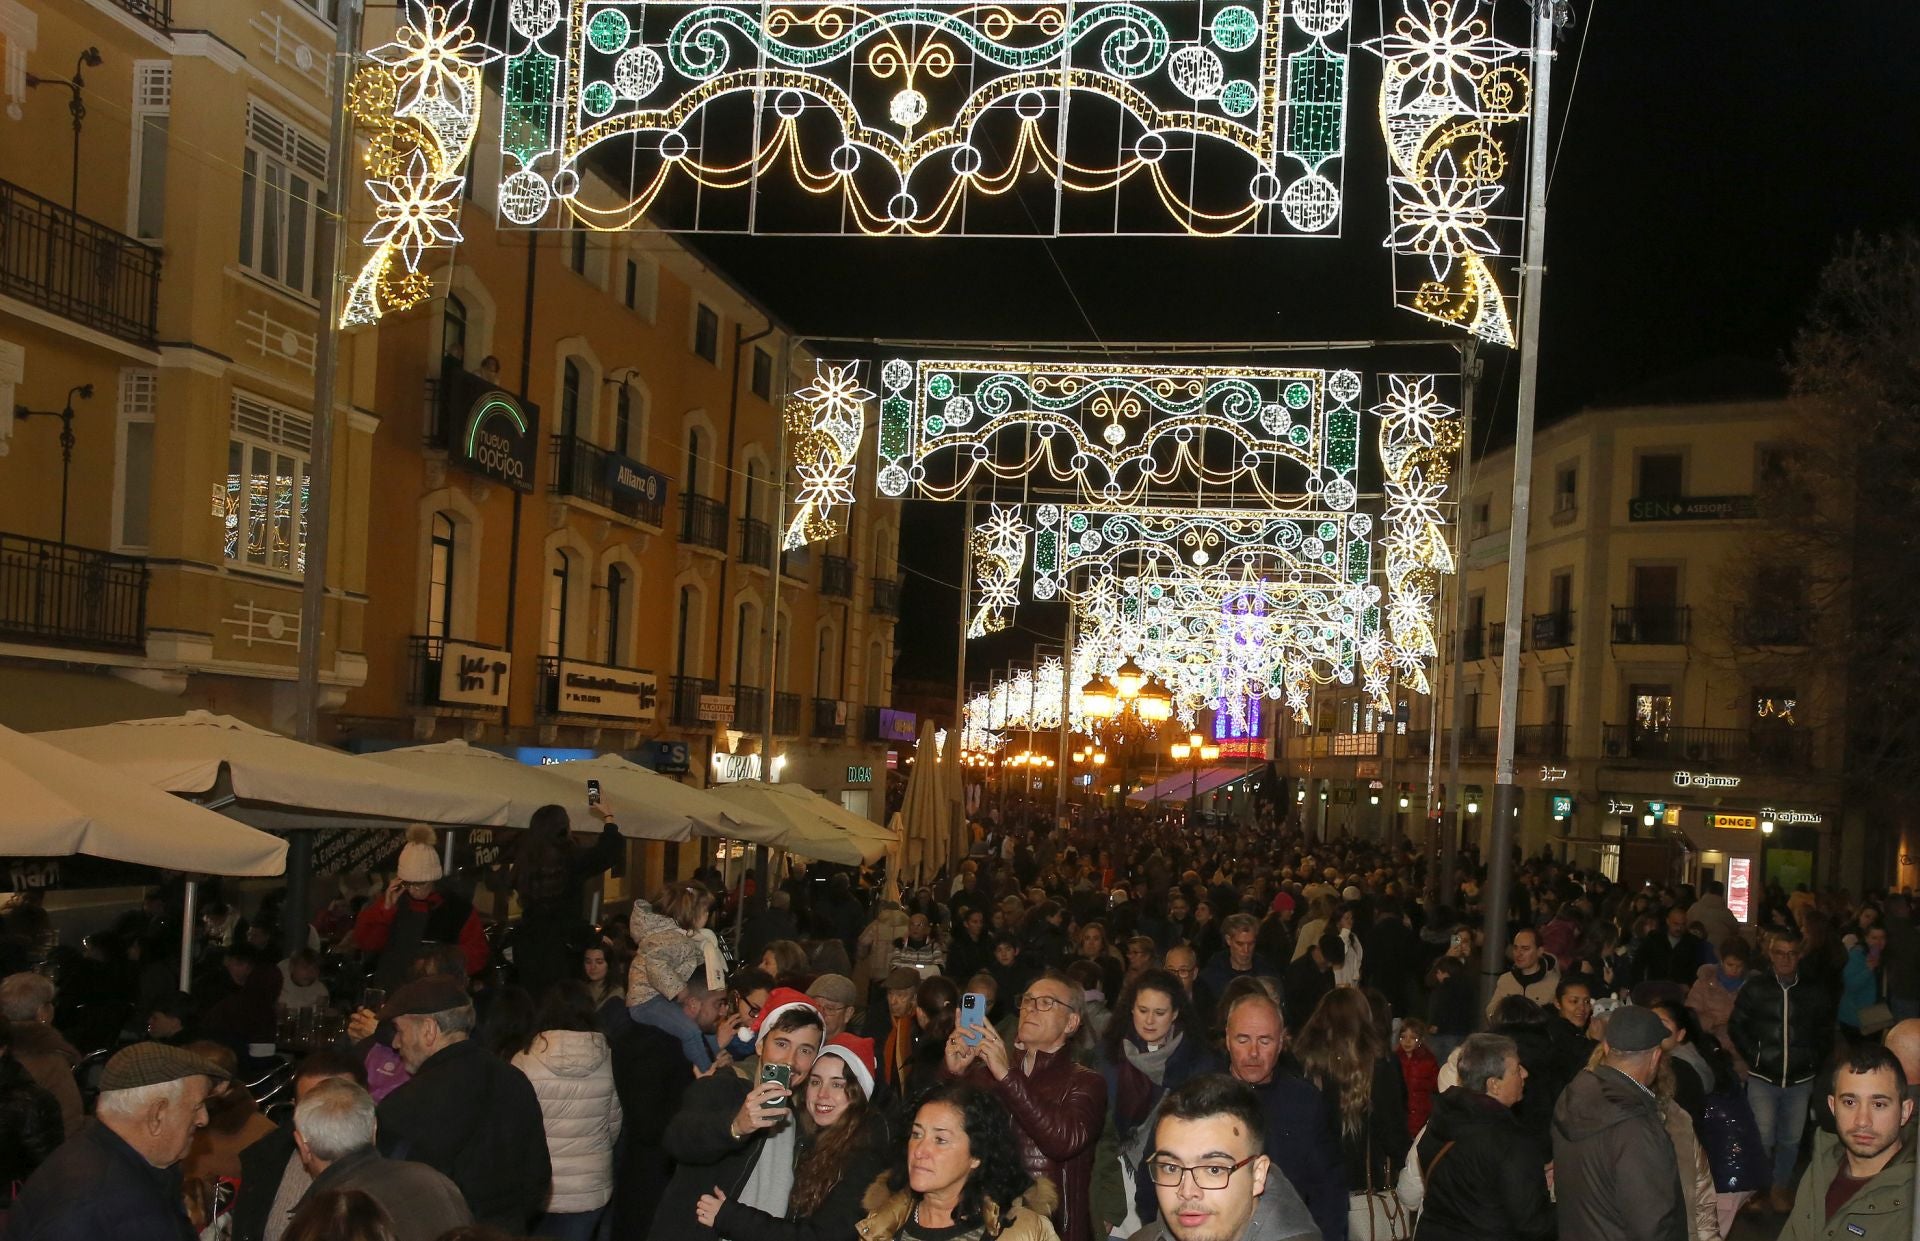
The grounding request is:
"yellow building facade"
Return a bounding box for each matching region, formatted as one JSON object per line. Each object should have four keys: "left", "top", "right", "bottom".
{"left": 1281, "top": 399, "right": 1857, "bottom": 902}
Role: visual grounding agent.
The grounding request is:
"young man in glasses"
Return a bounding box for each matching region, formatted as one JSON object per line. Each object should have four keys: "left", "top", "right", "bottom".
{"left": 943, "top": 968, "right": 1107, "bottom": 1241}
{"left": 1134, "top": 1073, "right": 1321, "bottom": 1241}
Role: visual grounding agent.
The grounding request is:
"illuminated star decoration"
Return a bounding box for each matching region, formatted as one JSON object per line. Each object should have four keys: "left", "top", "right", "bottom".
{"left": 1364, "top": 0, "right": 1531, "bottom": 345}
{"left": 342, "top": 0, "right": 499, "bottom": 327}
{"left": 1370, "top": 373, "right": 1462, "bottom": 697}
{"left": 967, "top": 506, "right": 1030, "bottom": 638}
{"left": 782, "top": 362, "right": 874, "bottom": 550}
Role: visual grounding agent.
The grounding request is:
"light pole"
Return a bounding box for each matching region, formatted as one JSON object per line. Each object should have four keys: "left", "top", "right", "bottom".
{"left": 15, "top": 383, "right": 95, "bottom": 545}
{"left": 1170, "top": 732, "right": 1220, "bottom": 818}
{"left": 26, "top": 47, "right": 101, "bottom": 212}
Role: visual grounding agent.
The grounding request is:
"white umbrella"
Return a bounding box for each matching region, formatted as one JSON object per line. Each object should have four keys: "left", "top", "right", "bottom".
{"left": 363, "top": 741, "right": 695, "bottom": 840}
{"left": 704, "top": 780, "right": 896, "bottom": 865}
{"left": 895, "top": 722, "right": 948, "bottom": 886}
{"left": 551, "top": 754, "right": 745, "bottom": 841}
{"left": 0, "top": 723, "right": 286, "bottom": 877}
{"left": 38, "top": 711, "right": 511, "bottom": 828}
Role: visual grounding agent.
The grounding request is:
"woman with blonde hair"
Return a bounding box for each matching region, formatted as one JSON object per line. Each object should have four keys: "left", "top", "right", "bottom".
{"left": 1293, "top": 987, "right": 1410, "bottom": 1238}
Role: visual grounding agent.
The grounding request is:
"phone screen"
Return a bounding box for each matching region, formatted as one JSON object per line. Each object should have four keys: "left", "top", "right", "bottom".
{"left": 960, "top": 992, "right": 988, "bottom": 1040}
{"left": 586, "top": 779, "right": 601, "bottom": 805}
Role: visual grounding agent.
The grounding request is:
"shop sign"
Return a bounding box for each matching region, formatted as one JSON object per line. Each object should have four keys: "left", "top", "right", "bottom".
{"left": 437, "top": 641, "right": 511, "bottom": 707}
{"left": 874, "top": 708, "right": 918, "bottom": 743}
{"left": 712, "top": 752, "right": 761, "bottom": 783}
{"left": 1727, "top": 856, "right": 1753, "bottom": 922}
{"left": 605, "top": 454, "right": 667, "bottom": 509}
{"left": 1672, "top": 771, "right": 1740, "bottom": 789}
{"left": 441, "top": 363, "right": 539, "bottom": 492}
{"left": 1628, "top": 495, "right": 1758, "bottom": 522}
{"left": 507, "top": 747, "right": 598, "bottom": 765}
{"left": 557, "top": 661, "right": 658, "bottom": 722}
{"left": 1759, "top": 806, "right": 1823, "bottom": 825}
{"left": 1709, "top": 813, "right": 1759, "bottom": 830}
{"left": 641, "top": 740, "right": 690, "bottom": 774}
{"left": 1607, "top": 799, "right": 1635, "bottom": 816}
{"left": 1331, "top": 732, "right": 1379, "bottom": 757}
{"left": 847, "top": 765, "right": 874, "bottom": 783}
{"left": 1539, "top": 766, "right": 1568, "bottom": 782}
{"left": 698, "top": 694, "right": 736, "bottom": 723}
{"left": 1219, "top": 738, "right": 1272, "bottom": 760}
{"left": 1354, "top": 760, "right": 1382, "bottom": 778}
{"left": 314, "top": 828, "right": 402, "bottom": 877}
{"left": 1551, "top": 794, "right": 1574, "bottom": 819}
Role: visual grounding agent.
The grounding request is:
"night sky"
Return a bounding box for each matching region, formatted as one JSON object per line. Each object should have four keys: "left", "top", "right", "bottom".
{"left": 680, "top": 2, "right": 1920, "bottom": 689}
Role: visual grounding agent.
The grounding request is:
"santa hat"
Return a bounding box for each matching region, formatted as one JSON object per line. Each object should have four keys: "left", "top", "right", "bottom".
{"left": 752, "top": 987, "right": 822, "bottom": 1050}
{"left": 396, "top": 824, "right": 443, "bottom": 883}
{"left": 818, "top": 1034, "right": 877, "bottom": 1098}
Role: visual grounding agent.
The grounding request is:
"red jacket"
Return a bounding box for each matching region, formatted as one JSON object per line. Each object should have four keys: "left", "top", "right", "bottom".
{"left": 353, "top": 889, "right": 490, "bottom": 979}
{"left": 1398, "top": 1045, "right": 1439, "bottom": 1137}
{"left": 949, "top": 1048, "right": 1106, "bottom": 1241}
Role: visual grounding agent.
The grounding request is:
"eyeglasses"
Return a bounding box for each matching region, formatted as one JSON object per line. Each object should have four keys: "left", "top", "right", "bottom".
{"left": 1018, "top": 994, "right": 1070, "bottom": 1013}
{"left": 1147, "top": 1154, "right": 1258, "bottom": 1189}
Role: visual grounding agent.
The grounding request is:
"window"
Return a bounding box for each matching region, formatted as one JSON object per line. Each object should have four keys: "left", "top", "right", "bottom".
{"left": 239, "top": 103, "right": 327, "bottom": 298}
{"left": 1553, "top": 464, "right": 1577, "bottom": 514}
{"left": 130, "top": 63, "right": 169, "bottom": 239}
{"left": 1470, "top": 497, "right": 1490, "bottom": 538}
{"left": 685, "top": 426, "right": 705, "bottom": 496}
{"left": 1549, "top": 571, "right": 1572, "bottom": 617}
{"left": 623, "top": 256, "right": 657, "bottom": 318}
{"left": 115, "top": 369, "right": 156, "bottom": 552}
{"left": 225, "top": 392, "right": 312, "bottom": 575}
{"left": 613, "top": 387, "right": 633, "bottom": 456}
{"left": 1545, "top": 683, "right": 1567, "bottom": 729}
{"left": 1636, "top": 452, "right": 1684, "bottom": 499}
{"left": 1752, "top": 689, "right": 1798, "bottom": 728}
{"left": 560, "top": 359, "right": 582, "bottom": 440}
{"left": 443, "top": 295, "right": 468, "bottom": 367}
{"left": 816, "top": 625, "right": 836, "bottom": 697}
{"left": 605, "top": 565, "right": 629, "bottom": 666}
{"left": 545, "top": 550, "right": 573, "bottom": 658}
{"left": 676, "top": 585, "right": 696, "bottom": 674}
{"left": 427, "top": 513, "right": 456, "bottom": 640}
{"left": 1631, "top": 685, "right": 1673, "bottom": 737}
{"left": 567, "top": 228, "right": 588, "bottom": 275}
{"left": 693, "top": 303, "right": 720, "bottom": 363}
{"left": 751, "top": 346, "right": 773, "bottom": 400}
{"left": 734, "top": 601, "right": 755, "bottom": 685}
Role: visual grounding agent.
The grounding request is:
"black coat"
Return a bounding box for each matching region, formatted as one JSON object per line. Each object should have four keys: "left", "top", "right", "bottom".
{"left": 1727, "top": 969, "right": 1834, "bottom": 1086}
{"left": 1414, "top": 1088, "right": 1554, "bottom": 1241}
{"left": 1280, "top": 956, "right": 1331, "bottom": 1033}
{"left": 1335, "top": 1055, "right": 1410, "bottom": 1193}
{"left": 0, "top": 1055, "right": 63, "bottom": 1197}
{"left": 7, "top": 1121, "right": 195, "bottom": 1241}
{"left": 1550, "top": 1067, "right": 1685, "bottom": 1241}
{"left": 1633, "top": 931, "right": 1708, "bottom": 988}
{"left": 608, "top": 1016, "right": 700, "bottom": 1240}
{"left": 228, "top": 1123, "right": 297, "bottom": 1241}
{"left": 1247, "top": 1070, "right": 1347, "bottom": 1241}
{"left": 375, "top": 1037, "right": 551, "bottom": 1232}
{"left": 648, "top": 1058, "right": 789, "bottom": 1241}
{"left": 1492, "top": 1021, "right": 1564, "bottom": 1161}
{"left": 710, "top": 1111, "right": 893, "bottom": 1241}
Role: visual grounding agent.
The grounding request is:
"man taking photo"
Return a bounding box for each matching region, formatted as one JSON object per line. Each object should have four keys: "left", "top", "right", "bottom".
{"left": 1777, "top": 1041, "right": 1915, "bottom": 1241}
{"left": 1130, "top": 1074, "right": 1320, "bottom": 1241}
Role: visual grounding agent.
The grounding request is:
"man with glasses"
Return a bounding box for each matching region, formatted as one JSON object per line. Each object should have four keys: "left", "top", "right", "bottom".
{"left": 1132, "top": 1074, "right": 1320, "bottom": 1241}
{"left": 944, "top": 968, "right": 1107, "bottom": 1241}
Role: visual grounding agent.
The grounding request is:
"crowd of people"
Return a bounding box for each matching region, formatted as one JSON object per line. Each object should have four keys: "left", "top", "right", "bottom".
{"left": 0, "top": 798, "right": 1916, "bottom": 1241}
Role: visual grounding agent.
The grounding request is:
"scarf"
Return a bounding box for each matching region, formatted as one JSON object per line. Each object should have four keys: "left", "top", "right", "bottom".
{"left": 735, "top": 1115, "right": 797, "bottom": 1223}
{"left": 1123, "top": 1029, "right": 1184, "bottom": 1088}
{"left": 1116, "top": 1031, "right": 1185, "bottom": 1142}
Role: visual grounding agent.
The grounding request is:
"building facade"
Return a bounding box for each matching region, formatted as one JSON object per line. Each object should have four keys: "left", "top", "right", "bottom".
{"left": 1280, "top": 399, "right": 1856, "bottom": 903}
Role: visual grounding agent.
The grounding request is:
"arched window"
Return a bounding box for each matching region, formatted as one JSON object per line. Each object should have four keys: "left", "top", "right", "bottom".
{"left": 605, "top": 564, "right": 629, "bottom": 666}
{"left": 676, "top": 585, "right": 696, "bottom": 675}
{"left": 427, "top": 512, "right": 456, "bottom": 640}
{"left": 561, "top": 359, "right": 582, "bottom": 441}
{"left": 614, "top": 386, "right": 633, "bottom": 457}
{"left": 443, "top": 296, "right": 467, "bottom": 367}
{"left": 685, "top": 426, "right": 705, "bottom": 497}
{"left": 815, "top": 624, "right": 836, "bottom": 697}
{"left": 734, "top": 600, "right": 755, "bottom": 688}
{"left": 546, "top": 550, "right": 572, "bottom": 658}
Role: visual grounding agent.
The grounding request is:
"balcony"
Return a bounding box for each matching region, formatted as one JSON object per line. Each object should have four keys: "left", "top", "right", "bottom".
{"left": 772, "top": 691, "right": 802, "bottom": 735}
{"left": 872, "top": 577, "right": 901, "bottom": 617}
{"left": 0, "top": 533, "right": 148, "bottom": 653}
{"left": 535, "top": 654, "right": 656, "bottom": 719}
{"left": 669, "top": 675, "right": 718, "bottom": 727}
{"left": 821, "top": 555, "right": 855, "bottom": 599}
{"left": 548, "top": 435, "right": 666, "bottom": 527}
{"left": 1516, "top": 723, "right": 1568, "bottom": 759}
{"left": 1460, "top": 627, "right": 1485, "bottom": 660}
{"left": 111, "top": 0, "right": 172, "bottom": 31}
{"left": 1487, "top": 621, "right": 1507, "bottom": 657}
{"left": 406, "top": 635, "right": 509, "bottom": 709}
{"left": 680, "top": 494, "right": 728, "bottom": 552}
{"left": 731, "top": 683, "right": 767, "bottom": 732}
{"left": 1528, "top": 611, "right": 1574, "bottom": 650}
{"left": 1600, "top": 724, "right": 1814, "bottom": 771}
{"left": 1737, "top": 608, "right": 1811, "bottom": 646}
{"left": 812, "top": 697, "right": 847, "bottom": 740}
{"left": 1610, "top": 605, "right": 1691, "bottom": 645}
{"left": 737, "top": 517, "right": 774, "bottom": 569}
{"left": 780, "top": 545, "right": 811, "bottom": 581}
{"left": 0, "top": 177, "right": 161, "bottom": 347}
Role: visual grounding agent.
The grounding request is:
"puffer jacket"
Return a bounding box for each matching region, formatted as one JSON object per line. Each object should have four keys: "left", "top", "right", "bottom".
{"left": 1550, "top": 1066, "right": 1686, "bottom": 1241}
{"left": 856, "top": 1172, "right": 1061, "bottom": 1241}
{"left": 626, "top": 900, "right": 725, "bottom": 1007}
{"left": 512, "top": 1029, "right": 623, "bottom": 1213}
{"left": 1727, "top": 969, "right": 1832, "bottom": 1086}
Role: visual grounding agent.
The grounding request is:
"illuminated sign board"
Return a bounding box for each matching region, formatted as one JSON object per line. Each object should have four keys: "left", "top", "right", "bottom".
{"left": 1672, "top": 772, "right": 1741, "bottom": 789}
{"left": 1551, "top": 795, "right": 1573, "bottom": 820}
{"left": 1709, "top": 813, "right": 1759, "bottom": 831}
{"left": 440, "top": 363, "right": 540, "bottom": 493}
{"left": 1759, "top": 807, "right": 1824, "bottom": 825}
{"left": 1727, "top": 856, "right": 1753, "bottom": 922}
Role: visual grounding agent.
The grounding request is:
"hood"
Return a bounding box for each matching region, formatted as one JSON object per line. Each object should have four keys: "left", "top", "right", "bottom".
{"left": 1552, "top": 1066, "right": 1656, "bottom": 1143}
{"left": 1694, "top": 963, "right": 1720, "bottom": 984}
{"left": 1427, "top": 1086, "right": 1518, "bottom": 1140}
{"left": 527, "top": 1028, "right": 611, "bottom": 1076}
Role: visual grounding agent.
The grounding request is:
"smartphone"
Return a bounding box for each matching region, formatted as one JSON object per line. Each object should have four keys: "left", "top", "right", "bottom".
{"left": 361, "top": 987, "right": 387, "bottom": 1014}
{"left": 960, "top": 992, "right": 988, "bottom": 1042}
{"left": 586, "top": 779, "right": 601, "bottom": 806}
{"left": 758, "top": 1060, "right": 793, "bottom": 1107}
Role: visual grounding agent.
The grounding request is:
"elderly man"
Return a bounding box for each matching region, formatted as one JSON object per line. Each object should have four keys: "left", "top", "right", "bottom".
{"left": 7, "top": 1042, "right": 229, "bottom": 1241}
{"left": 1411, "top": 1034, "right": 1553, "bottom": 1241}
{"left": 1201, "top": 915, "right": 1277, "bottom": 998}
{"left": 1778, "top": 1041, "right": 1915, "bottom": 1241}
{"left": 944, "top": 968, "right": 1107, "bottom": 1241}
{"left": 292, "top": 1079, "right": 470, "bottom": 1241}
{"left": 1550, "top": 1006, "right": 1687, "bottom": 1241}
{"left": 1219, "top": 984, "right": 1345, "bottom": 1241}
{"left": 231, "top": 1051, "right": 367, "bottom": 1241}
{"left": 1129, "top": 1074, "right": 1319, "bottom": 1241}
{"left": 805, "top": 973, "right": 858, "bottom": 1040}
{"left": 1487, "top": 929, "right": 1560, "bottom": 1019}
{"left": 0, "top": 972, "right": 83, "bottom": 1138}
{"left": 373, "top": 975, "right": 549, "bottom": 1232}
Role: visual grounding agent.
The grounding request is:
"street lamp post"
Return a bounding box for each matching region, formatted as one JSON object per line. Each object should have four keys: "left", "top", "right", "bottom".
{"left": 26, "top": 47, "right": 102, "bottom": 212}
{"left": 15, "top": 384, "right": 95, "bottom": 545}
{"left": 1170, "top": 733, "right": 1220, "bottom": 819}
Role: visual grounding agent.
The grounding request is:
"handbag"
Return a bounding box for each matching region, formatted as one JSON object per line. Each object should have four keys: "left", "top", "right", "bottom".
{"left": 1348, "top": 1139, "right": 1414, "bottom": 1241}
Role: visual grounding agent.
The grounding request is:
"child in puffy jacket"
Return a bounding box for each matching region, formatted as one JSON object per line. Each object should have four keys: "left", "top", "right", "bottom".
{"left": 1396, "top": 1018, "right": 1439, "bottom": 1138}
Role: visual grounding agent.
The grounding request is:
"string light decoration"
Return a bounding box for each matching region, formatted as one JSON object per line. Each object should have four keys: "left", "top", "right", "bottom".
{"left": 1030, "top": 504, "right": 1371, "bottom": 602}
{"left": 341, "top": 0, "right": 498, "bottom": 327}
{"left": 1362, "top": 0, "right": 1531, "bottom": 345}
{"left": 1369, "top": 371, "right": 1461, "bottom": 695}
{"left": 967, "top": 505, "right": 1032, "bottom": 638}
{"left": 877, "top": 359, "right": 1365, "bottom": 507}
{"left": 494, "top": 0, "right": 1352, "bottom": 236}
{"left": 781, "top": 361, "right": 873, "bottom": 550}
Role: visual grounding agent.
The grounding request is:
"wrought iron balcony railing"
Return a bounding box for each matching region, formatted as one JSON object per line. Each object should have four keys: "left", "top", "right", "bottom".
{"left": 1610, "top": 605, "right": 1691, "bottom": 645}
{"left": 812, "top": 697, "right": 847, "bottom": 739}
{"left": 737, "top": 518, "right": 774, "bottom": 569}
{"left": 679, "top": 494, "right": 728, "bottom": 552}
{"left": 0, "top": 177, "right": 161, "bottom": 346}
{"left": 772, "top": 691, "right": 802, "bottom": 735}
{"left": 549, "top": 435, "right": 666, "bottom": 527}
{"left": 872, "top": 577, "right": 901, "bottom": 617}
{"left": 821, "top": 555, "right": 855, "bottom": 599}
{"left": 669, "top": 675, "right": 718, "bottom": 727}
{"left": 0, "top": 532, "right": 148, "bottom": 652}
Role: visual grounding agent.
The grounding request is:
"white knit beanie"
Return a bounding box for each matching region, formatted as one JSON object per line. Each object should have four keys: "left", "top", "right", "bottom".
{"left": 395, "top": 824, "right": 444, "bottom": 883}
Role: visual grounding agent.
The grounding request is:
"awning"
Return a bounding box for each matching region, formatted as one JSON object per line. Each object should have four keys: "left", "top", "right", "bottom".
{"left": 1126, "top": 766, "right": 1254, "bottom": 805}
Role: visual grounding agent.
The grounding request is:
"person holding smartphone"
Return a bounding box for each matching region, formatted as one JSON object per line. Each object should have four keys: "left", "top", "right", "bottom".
{"left": 650, "top": 989, "right": 824, "bottom": 1241}
{"left": 510, "top": 801, "right": 624, "bottom": 997}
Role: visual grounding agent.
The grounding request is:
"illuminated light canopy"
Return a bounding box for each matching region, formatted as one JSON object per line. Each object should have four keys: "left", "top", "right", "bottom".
{"left": 782, "top": 361, "right": 873, "bottom": 550}
{"left": 342, "top": 0, "right": 498, "bottom": 327}
{"left": 1363, "top": 0, "right": 1532, "bottom": 345}
{"left": 495, "top": 0, "right": 1352, "bottom": 236}
{"left": 966, "top": 504, "right": 1031, "bottom": 638}
{"left": 1030, "top": 504, "right": 1372, "bottom": 603}
{"left": 1368, "top": 371, "right": 1461, "bottom": 696}
{"left": 877, "top": 359, "right": 1365, "bottom": 507}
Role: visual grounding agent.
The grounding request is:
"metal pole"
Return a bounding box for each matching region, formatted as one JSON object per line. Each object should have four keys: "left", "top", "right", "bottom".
{"left": 1054, "top": 618, "right": 1073, "bottom": 823}
{"left": 288, "top": 0, "right": 361, "bottom": 954}
{"left": 1439, "top": 341, "right": 1480, "bottom": 910}
{"left": 951, "top": 496, "right": 974, "bottom": 869}
{"left": 759, "top": 336, "right": 794, "bottom": 782}
{"left": 1481, "top": 0, "right": 1560, "bottom": 1017}
{"left": 178, "top": 878, "right": 198, "bottom": 994}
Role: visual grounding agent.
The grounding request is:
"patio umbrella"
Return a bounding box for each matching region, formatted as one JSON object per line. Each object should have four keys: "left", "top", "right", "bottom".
{"left": 365, "top": 742, "right": 705, "bottom": 841}
{"left": 703, "top": 780, "right": 896, "bottom": 865}
{"left": 38, "top": 712, "right": 511, "bottom": 828}
{"left": 894, "top": 721, "right": 948, "bottom": 887}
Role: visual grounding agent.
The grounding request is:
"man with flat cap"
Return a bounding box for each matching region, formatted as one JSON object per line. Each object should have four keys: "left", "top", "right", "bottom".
{"left": 371, "top": 975, "right": 550, "bottom": 1232}
{"left": 8, "top": 1042, "right": 231, "bottom": 1241}
{"left": 1550, "top": 1005, "right": 1687, "bottom": 1241}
